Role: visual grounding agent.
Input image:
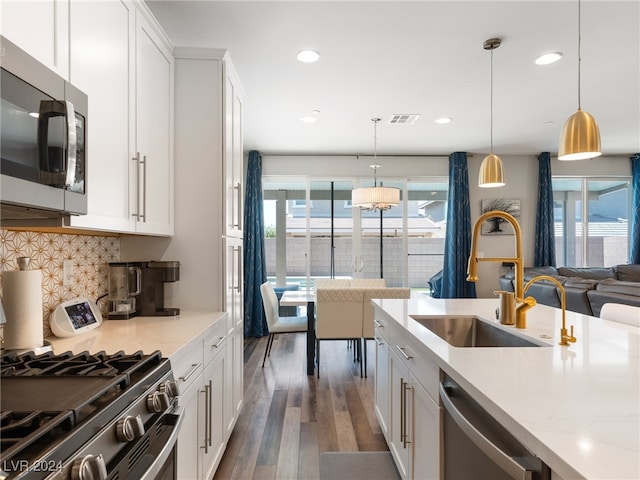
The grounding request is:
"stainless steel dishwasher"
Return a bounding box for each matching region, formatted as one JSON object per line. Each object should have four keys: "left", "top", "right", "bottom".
{"left": 440, "top": 374, "right": 551, "bottom": 480}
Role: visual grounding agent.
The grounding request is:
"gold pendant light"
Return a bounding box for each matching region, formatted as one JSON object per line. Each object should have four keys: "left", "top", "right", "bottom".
{"left": 479, "top": 38, "right": 505, "bottom": 188}
{"left": 558, "top": 0, "right": 601, "bottom": 160}
{"left": 352, "top": 118, "right": 400, "bottom": 211}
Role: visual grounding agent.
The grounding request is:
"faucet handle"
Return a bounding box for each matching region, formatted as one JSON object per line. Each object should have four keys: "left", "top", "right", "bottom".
{"left": 560, "top": 325, "right": 577, "bottom": 345}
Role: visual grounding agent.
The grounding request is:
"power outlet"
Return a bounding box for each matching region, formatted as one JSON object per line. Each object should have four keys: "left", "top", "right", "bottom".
{"left": 63, "top": 259, "right": 75, "bottom": 287}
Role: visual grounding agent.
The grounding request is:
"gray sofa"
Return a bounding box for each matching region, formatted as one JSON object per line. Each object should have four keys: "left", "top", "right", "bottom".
{"left": 498, "top": 264, "right": 640, "bottom": 317}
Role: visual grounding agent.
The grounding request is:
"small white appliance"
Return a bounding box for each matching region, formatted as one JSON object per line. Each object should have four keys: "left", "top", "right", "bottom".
{"left": 51, "top": 297, "right": 102, "bottom": 337}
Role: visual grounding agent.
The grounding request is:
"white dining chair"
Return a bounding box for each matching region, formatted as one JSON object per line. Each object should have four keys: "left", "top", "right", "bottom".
{"left": 599, "top": 303, "right": 640, "bottom": 327}
{"left": 260, "top": 282, "right": 308, "bottom": 367}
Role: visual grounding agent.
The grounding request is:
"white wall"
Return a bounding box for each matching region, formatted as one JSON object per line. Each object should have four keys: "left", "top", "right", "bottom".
{"left": 263, "top": 153, "right": 632, "bottom": 297}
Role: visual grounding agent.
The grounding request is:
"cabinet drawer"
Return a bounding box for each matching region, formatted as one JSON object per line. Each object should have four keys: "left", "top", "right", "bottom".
{"left": 203, "top": 316, "right": 228, "bottom": 367}
{"left": 390, "top": 324, "right": 440, "bottom": 404}
{"left": 372, "top": 307, "right": 390, "bottom": 341}
{"left": 170, "top": 340, "right": 204, "bottom": 393}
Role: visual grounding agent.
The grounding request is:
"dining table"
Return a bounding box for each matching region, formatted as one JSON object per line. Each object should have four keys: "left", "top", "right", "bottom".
{"left": 280, "top": 290, "right": 316, "bottom": 375}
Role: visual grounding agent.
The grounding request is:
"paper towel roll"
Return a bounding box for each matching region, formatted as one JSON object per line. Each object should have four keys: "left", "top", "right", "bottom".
{"left": 2, "top": 268, "right": 43, "bottom": 350}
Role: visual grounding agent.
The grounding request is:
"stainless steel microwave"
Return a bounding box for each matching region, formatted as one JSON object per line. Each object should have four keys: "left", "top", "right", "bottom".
{"left": 0, "top": 35, "right": 88, "bottom": 225}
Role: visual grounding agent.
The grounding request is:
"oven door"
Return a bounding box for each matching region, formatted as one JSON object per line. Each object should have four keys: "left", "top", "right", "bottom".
{"left": 138, "top": 407, "right": 184, "bottom": 480}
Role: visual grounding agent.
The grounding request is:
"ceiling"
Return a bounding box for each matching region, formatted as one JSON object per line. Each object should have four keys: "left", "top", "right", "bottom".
{"left": 146, "top": 0, "right": 640, "bottom": 157}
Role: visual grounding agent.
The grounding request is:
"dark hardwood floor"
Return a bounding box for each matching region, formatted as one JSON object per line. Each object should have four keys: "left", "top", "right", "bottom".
{"left": 213, "top": 333, "right": 388, "bottom": 480}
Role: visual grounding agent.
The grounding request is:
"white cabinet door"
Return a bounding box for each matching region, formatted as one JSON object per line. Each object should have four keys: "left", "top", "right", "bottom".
{"left": 410, "top": 373, "right": 440, "bottom": 480}
{"left": 202, "top": 345, "right": 227, "bottom": 480}
{"left": 133, "top": 12, "right": 174, "bottom": 235}
{"left": 223, "top": 62, "right": 244, "bottom": 237}
{"left": 389, "top": 348, "right": 410, "bottom": 480}
{"left": 176, "top": 369, "right": 204, "bottom": 480}
{"left": 1, "top": 0, "right": 69, "bottom": 78}
{"left": 68, "top": 0, "right": 134, "bottom": 232}
{"left": 374, "top": 329, "right": 390, "bottom": 439}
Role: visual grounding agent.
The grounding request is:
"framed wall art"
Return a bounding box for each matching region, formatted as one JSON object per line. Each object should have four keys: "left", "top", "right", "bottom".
{"left": 481, "top": 198, "right": 521, "bottom": 235}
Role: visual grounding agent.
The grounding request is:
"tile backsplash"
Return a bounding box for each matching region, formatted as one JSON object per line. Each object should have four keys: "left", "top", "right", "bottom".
{"left": 0, "top": 229, "right": 120, "bottom": 337}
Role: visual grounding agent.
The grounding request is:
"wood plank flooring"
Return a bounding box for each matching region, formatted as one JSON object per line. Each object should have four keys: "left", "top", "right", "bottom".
{"left": 213, "top": 333, "right": 388, "bottom": 480}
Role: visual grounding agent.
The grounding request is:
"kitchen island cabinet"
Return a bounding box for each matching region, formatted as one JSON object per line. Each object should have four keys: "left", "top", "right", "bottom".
{"left": 372, "top": 297, "right": 640, "bottom": 480}
{"left": 46, "top": 310, "right": 237, "bottom": 480}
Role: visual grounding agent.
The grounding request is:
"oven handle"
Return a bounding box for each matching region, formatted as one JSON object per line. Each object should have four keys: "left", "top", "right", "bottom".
{"left": 439, "top": 383, "right": 533, "bottom": 480}
{"left": 138, "top": 406, "right": 184, "bottom": 480}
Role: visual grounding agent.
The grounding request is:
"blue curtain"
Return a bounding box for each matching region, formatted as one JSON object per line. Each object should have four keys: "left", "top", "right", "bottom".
{"left": 441, "top": 152, "right": 476, "bottom": 298}
{"left": 534, "top": 152, "right": 556, "bottom": 266}
{"left": 630, "top": 153, "right": 640, "bottom": 264}
{"left": 243, "top": 150, "right": 268, "bottom": 337}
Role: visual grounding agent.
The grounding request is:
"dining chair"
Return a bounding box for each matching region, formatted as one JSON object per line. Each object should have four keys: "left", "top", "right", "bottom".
{"left": 315, "top": 288, "right": 365, "bottom": 378}
{"left": 260, "top": 282, "right": 308, "bottom": 367}
{"left": 599, "top": 303, "right": 640, "bottom": 327}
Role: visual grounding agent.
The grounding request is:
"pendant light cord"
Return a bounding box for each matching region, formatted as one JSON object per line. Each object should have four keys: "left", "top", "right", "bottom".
{"left": 490, "top": 46, "right": 494, "bottom": 153}
{"left": 577, "top": 0, "right": 582, "bottom": 110}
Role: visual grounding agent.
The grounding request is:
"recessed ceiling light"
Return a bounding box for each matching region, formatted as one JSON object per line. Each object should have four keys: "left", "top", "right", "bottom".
{"left": 297, "top": 50, "right": 320, "bottom": 63}
{"left": 434, "top": 117, "right": 452, "bottom": 124}
{"left": 300, "top": 116, "right": 317, "bottom": 123}
{"left": 535, "top": 52, "right": 563, "bottom": 65}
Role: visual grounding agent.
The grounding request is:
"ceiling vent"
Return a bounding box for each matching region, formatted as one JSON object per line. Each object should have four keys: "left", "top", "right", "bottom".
{"left": 389, "top": 114, "right": 420, "bottom": 125}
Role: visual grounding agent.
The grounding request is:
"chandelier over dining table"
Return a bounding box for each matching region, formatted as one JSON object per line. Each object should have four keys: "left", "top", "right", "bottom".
{"left": 352, "top": 118, "right": 400, "bottom": 211}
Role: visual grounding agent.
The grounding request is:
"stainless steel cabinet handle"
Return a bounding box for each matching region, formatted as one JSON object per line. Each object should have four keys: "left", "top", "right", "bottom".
{"left": 373, "top": 319, "right": 383, "bottom": 328}
{"left": 234, "top": 246, "right": 242, "bottom": 292}
{"left": 396, "top": 345, "right": 413, "bottom": 360}
{"left": 374, "top": 336, "right": 384, "bottom": 346}
{"left": 201, "top": 382, "right": 211, "bottom": 453}
{"left": 233, "top": 182, "right": 242, "bottom": 229}
{"left": 132, "top": 152, "right": 141, "bottom": 219}
{"left": 402, "top": 381, "right": 413, "bottom": 448}
{"left": 140, "top": 155, "right": 147, "bottom": 221}
{"left": 207, "top": 380, "right": 213, "bottom": 447}
{"left": 178, "top": 363, "right": 201, "bottom": 382}
{"left": 212, "top": 336, "right": 226, "bottom": 348}
{"left": 439, "top": 383, "right": 533, "bottom": 480}
{"left": 400, "top": 377, "right": 405, "bottom": 446}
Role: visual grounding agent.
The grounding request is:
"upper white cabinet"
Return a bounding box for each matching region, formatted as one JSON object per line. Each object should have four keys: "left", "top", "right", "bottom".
{"left": 1, "top": 0, "right": 69, "bottom": 79}
{"left": 131, "top": 10, "right": 174, "bottom": 235}
{"left": 67, "top": 0, "right": 134, "bottom": 232}
{"left": 224, "top": 63, "right": 244, "bottom": 238}
{"left": 5, "top": 0, "right": 174, "bottom": 235}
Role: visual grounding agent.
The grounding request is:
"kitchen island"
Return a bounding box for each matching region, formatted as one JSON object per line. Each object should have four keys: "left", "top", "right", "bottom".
{"left": 373, "top": 296, "right": 639, "bottom": 480}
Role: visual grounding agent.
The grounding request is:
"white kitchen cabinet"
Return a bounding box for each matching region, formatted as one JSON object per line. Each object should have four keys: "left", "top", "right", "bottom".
{"left": 67, "top": 0, "right": 135, "bottom": 232}
{"left": 223, "top": 63, "right": 244, "bottom": 238}
{"left": 0, "top": 0, "right": 69, "bottom": 78}
{"left": 171, "top": 314, "right": 231, "bottom": 480}
{"left": 224, "top": 236, "right": 244, "bottom": 434}
{"left": 176, "top": 365, "right": 203, "bottom": 480}
{"left": 131, "top": 8, "right": 174, "bottom": 235}
{"left": 377, "top": 308, "right": 441, "bottom": 480}
{"left": 374, "top": 326, "right": 390, "bottom": 439}
{"left": 202, "top": 333, "right": 227, "bottom": 480}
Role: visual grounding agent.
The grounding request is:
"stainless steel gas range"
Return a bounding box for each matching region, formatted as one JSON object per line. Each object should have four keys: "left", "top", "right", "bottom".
{"left": 0, "top": 350, "right": 183, "bottom": 480}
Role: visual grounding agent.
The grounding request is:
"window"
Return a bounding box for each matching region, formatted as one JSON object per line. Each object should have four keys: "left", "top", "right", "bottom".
{"left": 552, "top": 178, "right": 630, "bottom": 267}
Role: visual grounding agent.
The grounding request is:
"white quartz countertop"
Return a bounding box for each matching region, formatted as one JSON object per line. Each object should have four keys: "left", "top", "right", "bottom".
{"left": 46, "top": 310, "right": 227, "bottom": 359}
{"left": 372, "top": 297, "right": 640, "bottom": 480}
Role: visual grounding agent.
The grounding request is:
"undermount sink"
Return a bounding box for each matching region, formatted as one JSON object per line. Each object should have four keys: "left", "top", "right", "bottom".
{"left": 410, "top": 315, "right": 548, "bottom": 348}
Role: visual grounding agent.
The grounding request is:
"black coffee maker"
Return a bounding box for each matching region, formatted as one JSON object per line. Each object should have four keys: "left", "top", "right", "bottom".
{"left": 107, "top": 261, "right": 180, "bottom": 319}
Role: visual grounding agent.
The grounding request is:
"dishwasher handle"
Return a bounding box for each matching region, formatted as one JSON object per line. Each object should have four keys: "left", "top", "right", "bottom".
{"left": 439, "top": 383, "right": 533, "bottom": 480}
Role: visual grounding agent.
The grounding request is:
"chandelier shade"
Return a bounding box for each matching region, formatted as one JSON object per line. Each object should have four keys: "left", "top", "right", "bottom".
{"left": 352, "top": 118, "right": 400, "bottom": 211}
{"left": 352, "top": 185, "right": 400, "bottom": 211}
{"left": 478, "top": 153, "right": 505, "bottom": 188}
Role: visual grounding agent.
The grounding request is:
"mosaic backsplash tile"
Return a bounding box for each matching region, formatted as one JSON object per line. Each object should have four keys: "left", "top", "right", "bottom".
{"left": 0, "top": 229, "right": 120, "bottom": 337}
